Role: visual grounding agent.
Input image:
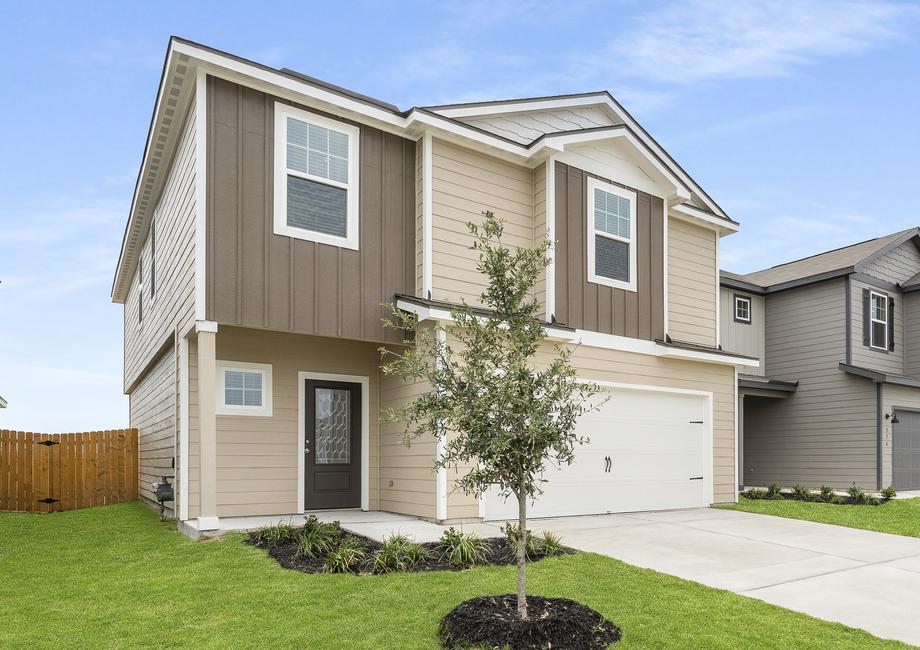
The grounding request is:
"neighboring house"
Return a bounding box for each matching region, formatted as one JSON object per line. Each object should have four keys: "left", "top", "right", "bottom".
{"left": 721, "top": 228, "right": 920, "bottom": 492}
{"left": 0, "top": 396, "right": 6, "bottom": 409}
{"left": 113, "top": 37, "right": 754, "bottom": 533}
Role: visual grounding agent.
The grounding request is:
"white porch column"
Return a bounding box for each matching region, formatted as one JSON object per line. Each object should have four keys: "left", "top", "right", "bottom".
{"left": 196, "top": 320, "right": 219, "bottom": 530}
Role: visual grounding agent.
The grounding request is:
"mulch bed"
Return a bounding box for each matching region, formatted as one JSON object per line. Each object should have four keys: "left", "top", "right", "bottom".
{"left": 742, "top": 492, "right": 892, "bottom": 506}
{"left": 438, "top": 594, "right": 621, "bottom": 649}
{"left": 246, "top": 531, "right": 573, "bottom": 575}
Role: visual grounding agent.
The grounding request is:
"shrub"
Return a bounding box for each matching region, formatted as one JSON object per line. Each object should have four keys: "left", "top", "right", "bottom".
{"left": 819, "top": 485, "right": 836, "bottom": 502}
{"left": 532, "top": 531, "right": 563, "bottom": 557}
{"left": 881, "top": 486, "right": 897, "bottom": 500}
{"left": 791, "top": 484, "right": 812, "bottom": 501}
{"left": 743, "top": 488, "right": 767, "bottom": 500}
{"left": 323, "top": 535, "right": 367, "bottom": 573}
{"left": 766, "top": 484, "right": 784, "bottom": 500}
{"left": 295, "top": 521, "right": 342, "bottom": 559}
{"left": 847, "top": 484, "right": 869, "bottom": 504}
{"left": 438, "top": 528, "right": 489, "bottom": 568}
{"left": 250, "top": 520, "right": 299, "bottom": 545}
{"left": 371, "top": 534, "right": 428, "bottom": 573}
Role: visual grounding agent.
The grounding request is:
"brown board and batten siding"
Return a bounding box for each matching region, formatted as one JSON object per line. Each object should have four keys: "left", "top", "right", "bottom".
{"left": 205, "top": 76, "right": 415, "bottom": 344}
{"left": 553, "top": 161, "right": 664, "bottom": 339}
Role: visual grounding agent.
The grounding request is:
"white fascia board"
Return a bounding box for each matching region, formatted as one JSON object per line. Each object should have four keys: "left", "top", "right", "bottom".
{"left": 671, "top": 203, "right": 739, "bottom": 234}
{"left": 396, "top": 299, "right": 758, "bottom": 367}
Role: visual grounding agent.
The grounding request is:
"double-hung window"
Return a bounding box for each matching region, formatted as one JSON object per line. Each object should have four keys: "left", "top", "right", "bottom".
{"left": 586, "top": 177, "right": 637, "bottom": 292}
{"left": 216, "top": 361, "right": 273, "bottom": 417}
{"left": 870, "top": 291, "right": 889, "bottom": 350}
{"left": 273, "top": 103, "right": 360, "bottom": 249}
{"left": 734, "top": 295, "right": 752, "bottom": 324}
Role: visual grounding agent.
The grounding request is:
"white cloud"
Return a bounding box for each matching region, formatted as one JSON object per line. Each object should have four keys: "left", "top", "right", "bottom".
{"left": 608, "top": 0, "right": 912, "bottom": 84}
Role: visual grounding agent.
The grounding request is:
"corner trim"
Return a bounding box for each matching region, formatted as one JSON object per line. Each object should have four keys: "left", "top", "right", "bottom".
{"left": 422, "top": 133, "right": 433, "bottom": 298}
{"left": 545, "top": 156, "right": 556, "bottom": 321}
{"left": 194, "top": 69, "right": 208, "bottom": 321}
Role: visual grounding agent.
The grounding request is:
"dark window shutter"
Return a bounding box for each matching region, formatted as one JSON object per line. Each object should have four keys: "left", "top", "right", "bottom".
{"left": 889, "top": 296, "right": 895, "bottom": 351}
{"left": 862, "top": 288, "right": 870, "bottom": 347}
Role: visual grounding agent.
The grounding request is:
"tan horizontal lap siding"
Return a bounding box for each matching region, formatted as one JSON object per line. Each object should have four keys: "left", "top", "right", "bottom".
{"left": 129, "top": 346, "right": 176, "bottom": 510}
{"left": 430, "top": 139, "right": 535, "bottom": 306}
{"left": 124, "top": 98, "right": 198, "bottom": 391}
{"left": 668, "top": 216, "right": 716, "bottom": 346}
{"left": 533, "top": 161, "right": 547, "bottom": 319}
{"left": 379, "top": 364, "right": 437, "bottom": 519}
{"left": 209, "top": 327, "right": 382, "bottom": 518}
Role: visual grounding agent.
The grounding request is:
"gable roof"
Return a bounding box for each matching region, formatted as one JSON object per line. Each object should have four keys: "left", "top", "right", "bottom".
{"left": 722, "top": 228, "right": 920, "bottom": 293}
{"left": 112, "top": 37, "right": 737, "bottom": 303}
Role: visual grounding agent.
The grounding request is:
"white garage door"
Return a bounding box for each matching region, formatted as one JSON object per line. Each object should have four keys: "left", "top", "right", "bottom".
{"left": 483, "top": 387, "right": 711, "bottom": 520}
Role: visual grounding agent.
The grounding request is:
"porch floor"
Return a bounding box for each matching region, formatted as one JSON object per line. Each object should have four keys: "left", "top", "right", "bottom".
{"left": 183, "top": 510, "right": 504, "bottom": 542}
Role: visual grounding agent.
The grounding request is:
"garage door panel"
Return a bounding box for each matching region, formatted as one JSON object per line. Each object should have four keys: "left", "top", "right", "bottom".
{"left": 484, "top": 387, "right": 710, "bottom": 520}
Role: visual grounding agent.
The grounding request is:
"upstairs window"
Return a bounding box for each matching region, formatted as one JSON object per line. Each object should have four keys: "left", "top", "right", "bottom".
{"left": 216, "top": 361, "right": 273, "bottom": 417}
{"left": 734, "top": 295, "right": 751, "bottom": 324}
{"left": 586, "top": 177, "right": 636, "bottom": 292}
{"left": 274, "top": 103, "right": 360, "bottom": 249}
{"left": 869, "top": 291, "right": 889, "bottom": 350}
{"left": 137, "top": 255, "right": 144, "bottom": 326}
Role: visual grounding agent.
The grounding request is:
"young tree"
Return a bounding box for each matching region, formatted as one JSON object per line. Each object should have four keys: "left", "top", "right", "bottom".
{"left": 380, "top": 212, "right": 603, "bottom": 619}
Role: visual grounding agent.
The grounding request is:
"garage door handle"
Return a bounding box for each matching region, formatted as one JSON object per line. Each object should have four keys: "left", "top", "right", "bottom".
{"left": 690, "top": 420, "right": 704, "bottom": 424}
{"left": 604, "top": 456, "right": 612, "bottom": 473}
{"left": 689, "top": 476, "right": 703, "bottom": 481}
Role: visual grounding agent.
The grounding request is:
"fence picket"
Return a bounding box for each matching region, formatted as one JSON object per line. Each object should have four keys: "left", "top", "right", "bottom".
{"left": 0, "top": 429, "right": 138, "bottom": 513}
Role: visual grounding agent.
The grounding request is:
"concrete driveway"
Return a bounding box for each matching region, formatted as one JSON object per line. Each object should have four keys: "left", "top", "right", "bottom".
{"left": 528, "top": 508, "right": 920, "bottom": 647}
{"left": 341, "top": 507, "right": 920, "bottom": 646}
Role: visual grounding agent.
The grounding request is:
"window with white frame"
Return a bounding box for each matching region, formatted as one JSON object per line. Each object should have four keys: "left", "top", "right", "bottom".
{"left": 216, "top": 361, "right": 273, "bottom": 417}
{"left": 273, "top": 103, "right": 360, "bottom": 249}
{"left": 734, "top": 295, "right": 751, "bottom": 324}
{"left": 586, "top": 177, "right": 637, "bottom": 291}
{"left": 870, "top": 291, "right": 888, "bottom": 350}
{"left": 137, "top": 255, "right": 144, "bottom": 326}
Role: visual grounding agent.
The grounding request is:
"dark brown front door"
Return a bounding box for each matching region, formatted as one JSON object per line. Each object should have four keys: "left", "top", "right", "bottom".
{"left": 304, "top": 379, "right": 361, "bottom": 509}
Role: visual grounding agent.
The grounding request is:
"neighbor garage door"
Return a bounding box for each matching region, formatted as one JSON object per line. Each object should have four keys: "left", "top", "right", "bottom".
{"left": 483, "top": 387, "right": 711, "bottom": 520}
{"left": 893, "top": 410, "right": 920, "bottom": 490}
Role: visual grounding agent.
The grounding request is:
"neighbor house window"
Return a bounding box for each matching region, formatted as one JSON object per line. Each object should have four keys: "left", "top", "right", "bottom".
{"left": 137, "top": 255, "right": 144, "bottom": 326}
{"left": 273, "top": 103, "right": 360, "bottom": 249}
{"left": 586, "top": 177, "right": 637, "bottom": 292}
{"left": 734, "top": 295, "right": 752, "bottom": 324}
{"left": 216, "top": 361, "right": 273, "bottom": 417}
{"left": 870, "top": 291, "right": 889, "bottom": 350}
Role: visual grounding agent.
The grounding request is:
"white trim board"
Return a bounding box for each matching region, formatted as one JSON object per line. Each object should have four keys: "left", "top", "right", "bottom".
{"left": 297, "top": 371, "right": 370, "bottom": 513}
{"left": 178, "top": 335, "right": 190, "bottom": 521}
{"left": 395, "top": 298, "right": 759, "bottom": 368}
{"left": 422, "top": 133, "right": 433, "bottom": 298}
{"left": 194, "top": 70, "right": 208, "bottom": 321}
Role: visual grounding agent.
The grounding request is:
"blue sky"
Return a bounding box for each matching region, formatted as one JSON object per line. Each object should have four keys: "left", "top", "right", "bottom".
{"left": 1, "top": 0, "right": 918, "bottom": 431}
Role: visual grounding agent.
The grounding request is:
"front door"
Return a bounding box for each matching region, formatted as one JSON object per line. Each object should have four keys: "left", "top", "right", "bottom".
{"left": 304, "top": 379, "right": 361, "bottom": 509}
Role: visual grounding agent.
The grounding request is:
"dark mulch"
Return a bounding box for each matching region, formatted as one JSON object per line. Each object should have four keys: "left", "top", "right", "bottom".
{"left": 246, "top": 531, "right": 573, "bottom": 575}
{"left": 743, "top": 492, "right": 892, "bottom": 506}
{"left": 438, "top": 594, "right": 621, "bottom": 649}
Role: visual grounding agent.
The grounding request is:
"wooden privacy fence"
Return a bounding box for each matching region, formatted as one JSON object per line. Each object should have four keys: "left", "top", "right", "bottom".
{"left": 0, "top": 429, "right": 138, "bottom": 513}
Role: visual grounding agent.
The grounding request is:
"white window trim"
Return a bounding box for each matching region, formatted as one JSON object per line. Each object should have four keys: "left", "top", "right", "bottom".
{"left": 734, "top": 296, "right": 751, "bottom": 323}
{"left": 869, "top": 291, "right": 888, "bottom": 351}
{"left": 216, "top": 360, "right": 273, "bottom": 417}
{"left": 586, "top": 177, "right": 637, "bottom": 292}
{"left": 273, "top": 102, "right": 360, "bottom": 250}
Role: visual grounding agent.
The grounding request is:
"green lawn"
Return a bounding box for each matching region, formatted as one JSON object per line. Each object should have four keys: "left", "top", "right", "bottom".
{"left": 0, "top": 503, "right": 908, "bottom": 649}
{"left": 718, "top": 497, "right": 920, "bottom": 538}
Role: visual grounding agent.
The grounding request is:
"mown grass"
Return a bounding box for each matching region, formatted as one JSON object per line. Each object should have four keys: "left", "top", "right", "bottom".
{"left": 719, "top": 496, "right": 920, "bottom": 538}
{"left": 0, "top": 502, "right": 908, "bottom": 648}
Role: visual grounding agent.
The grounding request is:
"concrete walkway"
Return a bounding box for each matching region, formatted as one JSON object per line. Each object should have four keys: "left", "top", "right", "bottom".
{"left": 336, "top": 508, "right": 920, "bottom": 646}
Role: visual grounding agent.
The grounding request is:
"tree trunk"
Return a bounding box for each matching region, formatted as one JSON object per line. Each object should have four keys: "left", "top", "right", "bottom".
{"left": 516, "top": 486, "right": 528, "bottom": 620}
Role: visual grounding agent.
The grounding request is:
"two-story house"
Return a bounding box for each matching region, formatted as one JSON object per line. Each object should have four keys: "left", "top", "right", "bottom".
{"left": 721, "top": 228, "right": 920, "bottom": 493}
{"left": 113, "top": 37, "right": 755, "bottom": 535}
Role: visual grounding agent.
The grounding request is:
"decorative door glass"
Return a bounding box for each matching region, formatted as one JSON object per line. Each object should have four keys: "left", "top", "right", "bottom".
{"left": 314, "top": 387, "right": 351, "bottom": 464}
